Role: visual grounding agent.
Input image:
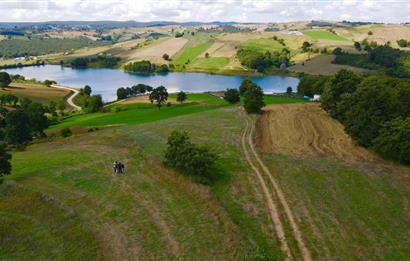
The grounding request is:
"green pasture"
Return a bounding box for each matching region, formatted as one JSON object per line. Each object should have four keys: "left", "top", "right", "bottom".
{"left": 303, "top": 30, "right": 347, "bottom": 41}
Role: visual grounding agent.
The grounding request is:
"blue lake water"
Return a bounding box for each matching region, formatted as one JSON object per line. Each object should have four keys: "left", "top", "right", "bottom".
{"left": 3, "top": 65, "right": 300, "bottom": 102}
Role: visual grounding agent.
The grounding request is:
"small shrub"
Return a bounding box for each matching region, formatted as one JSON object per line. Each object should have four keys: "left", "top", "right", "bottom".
{"left": 60, "top": 128, "right": 72, "bottom": 137}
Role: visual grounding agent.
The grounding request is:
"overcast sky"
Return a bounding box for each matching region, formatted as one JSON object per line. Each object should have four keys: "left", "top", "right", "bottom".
{"left": 0, "top": 0, "right": 409, "bottom": 23}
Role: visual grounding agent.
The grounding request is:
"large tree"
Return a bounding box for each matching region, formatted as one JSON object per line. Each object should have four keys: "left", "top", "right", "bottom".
{"left": 117, "top": 87, "right": 128, "bottom": 100}
{"left": 321, "top": 69, "right": 362, "bottom": 117}
{"left": 84, "top": 95, "right": 103, "bottom": 113}
{"left": 0, "top": 72, "right": 11, "bottom": 88}
{"left": 224, "top": 88, "right": 240, "bottom": 104}
{"left": 27, "top": 103, "right": 49, "bottom": 137}
{"left": 243, "top": 83, "right": 265, "bottom": 114}
{"left": 164, "top": 131, "right": 218, "bottom": 183}
{"left": 5, "top": 109, "right": 32, "bottom": 146}
{"left": 239, "top": 78, "right": 256, "bottom": 96}
{"left": 149, "top": 86, "right": 168, "bottom": 109}
{"left": 176, "top": 91, "right": 187, "bottom": 103}
{"left": 83, "top": 85, "right": 92, "bottom": 96}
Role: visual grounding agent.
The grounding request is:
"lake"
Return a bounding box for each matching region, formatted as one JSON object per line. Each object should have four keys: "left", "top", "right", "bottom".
{"left": 3, "top": 65, "right": 300, "bottom": 101}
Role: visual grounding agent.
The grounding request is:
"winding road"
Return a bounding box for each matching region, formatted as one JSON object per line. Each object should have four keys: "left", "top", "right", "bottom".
{"left": 241, "top": 110, "right": 312, "bottom": 261}
{"left": 50, "top": 84, "right": 81, "bottom": 111}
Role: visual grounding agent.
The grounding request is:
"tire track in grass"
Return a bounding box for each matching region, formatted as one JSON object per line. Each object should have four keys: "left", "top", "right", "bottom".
{"left": 241, "top": 112, "right": 292, "bottom": 260}
{"left": 244, "top": 111, "right": 312, "bottom": 261}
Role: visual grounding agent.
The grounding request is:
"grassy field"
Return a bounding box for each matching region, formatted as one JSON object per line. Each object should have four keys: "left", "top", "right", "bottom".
{"left": 51, "top": 102, "right": 227, "bottom": 129}
{"left": 2, "top": 95, "right": 409, "bottom": 259}
{"left": 168, "top": 93, "right": 227, "bottom": 104}
{"left": 2, "top": 106, "right": 284, "bottom": 260}
{"left": 171, "top": 41, "right": 213, "bottom": 66}
{"left": 0, "top": 82, "right": 70, "bottom": 105}
{"left": 303, "top": 30, "right": 347, "bottom": 41}
{"left": 56, "top": 94, "right": 308, "bottom": 130}
{"left": 256, "top": 104, "right": 410, "bottom": 260}
{"left": 188, "top": 57, "right": 230, "bottom": 71}
{"left": 240, "top": 38, "right": 284, "bottom": 52}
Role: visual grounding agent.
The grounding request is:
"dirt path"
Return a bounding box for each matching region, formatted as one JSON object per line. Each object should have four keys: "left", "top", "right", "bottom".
{"left": 241, "top": 110, "right": 312, "bottom": 261}
{"left": 50, "top": 84, "right": 81, "bottom": 111}
{"left": 241, "top": 111, "right": 292, "bottom": 260}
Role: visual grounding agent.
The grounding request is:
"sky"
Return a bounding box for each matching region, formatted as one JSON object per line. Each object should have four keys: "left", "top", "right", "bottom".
{"left": 0, "top": 0, "right": 409, "bottom": 23}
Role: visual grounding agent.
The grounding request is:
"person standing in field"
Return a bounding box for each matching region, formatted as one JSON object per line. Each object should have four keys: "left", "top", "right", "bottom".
{"left": 119, "top": 162, "right": 125, "bottom": 174}
{"left": 113, "top": 161, "right": 118, "bottom": 173}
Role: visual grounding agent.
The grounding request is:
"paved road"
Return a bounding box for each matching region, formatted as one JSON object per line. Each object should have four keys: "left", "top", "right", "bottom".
{"left": 50, "top": 84, "right": 81, "bottom": 111}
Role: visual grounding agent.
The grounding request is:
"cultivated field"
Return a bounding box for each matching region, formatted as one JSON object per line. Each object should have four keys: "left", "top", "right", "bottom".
{"left": 171, "top": 41, "right": 213, "bottom": 67}
{"left": 335, "top": 24, "right": 410, "bottom": 47}
{"left": 256, "top": 103, "right": 376, "bottom": 162}
{"left": 0, "top": 82, "right": 70, "bottom": 104}
{"left": 289, "top": 54, "right": 371, "bottom": 75}
{"left": 128, "top": 37, "right": 188, "bottom": 64}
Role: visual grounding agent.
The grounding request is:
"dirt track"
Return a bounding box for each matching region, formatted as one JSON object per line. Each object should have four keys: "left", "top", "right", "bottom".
{"left": 256, "top": 103, "right": 377, "bottom": 162}
{"left": 241, "top": 110, "right": 312, "bottom": 261}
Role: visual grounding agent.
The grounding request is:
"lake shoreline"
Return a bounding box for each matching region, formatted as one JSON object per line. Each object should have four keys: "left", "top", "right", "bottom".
{"left": 3, "top": 64, "right": 300, "bottom": 102}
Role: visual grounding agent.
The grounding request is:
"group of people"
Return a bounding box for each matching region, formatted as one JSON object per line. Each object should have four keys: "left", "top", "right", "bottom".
{"left": 113, "top": 161, "right": 125, "bottom": 174}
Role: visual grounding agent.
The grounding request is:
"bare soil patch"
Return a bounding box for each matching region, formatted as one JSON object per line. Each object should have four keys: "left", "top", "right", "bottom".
{"left": 256, "top": 103, "right": 377, "bottom": 162}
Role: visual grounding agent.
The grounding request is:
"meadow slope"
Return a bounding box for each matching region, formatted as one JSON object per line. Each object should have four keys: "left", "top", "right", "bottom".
{"left": 256, "top": 103, "right": 410, "bottom": 260}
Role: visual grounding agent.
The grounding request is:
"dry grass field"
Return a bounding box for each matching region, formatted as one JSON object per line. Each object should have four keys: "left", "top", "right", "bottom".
{"left": 127, "top": 37, "right": 188, "bottom": 64}
{"left": 0, "top": 82, "right": 70, "bottom": 104}
{"left": 335, "top": 24, "right": 410, "bottom": 47}
{"left": 256, "top": 103, "right": 377, "bottom": 162}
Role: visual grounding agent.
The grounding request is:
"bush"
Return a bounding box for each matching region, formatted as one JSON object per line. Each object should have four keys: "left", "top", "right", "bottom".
{"left": 397, "top": 39, "right": 410, "bottom": 48}
{"left": 164, "top": 131, "right": 218, "bottom": 183}
{"left": 332, "top": 47, "right": 343, "bottom": 55}
{"left": 60, "top": 128, "right": 72, "bottom": 137}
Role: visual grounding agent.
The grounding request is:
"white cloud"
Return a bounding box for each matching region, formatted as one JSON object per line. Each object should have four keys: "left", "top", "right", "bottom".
{"left": 0, "top": 0, "right": 407, "bottom": 23}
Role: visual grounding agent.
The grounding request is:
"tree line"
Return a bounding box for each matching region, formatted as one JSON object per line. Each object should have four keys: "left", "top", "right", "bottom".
{"left": 69, "top": 55, "right": 120, "bottom": 68}
{"left": 237, "top": 48, "right": 290, "bottom": 72}
{"left": 123, "top": 60, "right": 169, "bottom": 74}
{"left": 116, "top": 84, "right": 154, "bottom": 100}
{"left": 333, "top": 42, "right": 410, "bottom": 78}
{"left": 223, "top": 78, "right": 265, "bottom": 114}
{"left": 397, "top": 39, "right": 410, "bottom": 48}
{"left": 299, "top": 70, "right": 410, "bottom": 164}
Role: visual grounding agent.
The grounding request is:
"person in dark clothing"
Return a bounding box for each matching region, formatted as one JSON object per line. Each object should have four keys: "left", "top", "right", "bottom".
{"left": 119, "top": 162, "right": 125, "bottom": 173}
